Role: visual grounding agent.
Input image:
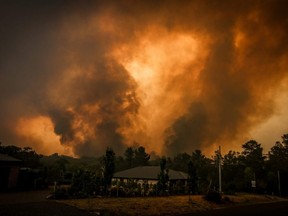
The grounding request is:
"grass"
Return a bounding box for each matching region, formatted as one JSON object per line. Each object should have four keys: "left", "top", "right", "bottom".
{"left": 58, "top": 194, "right": 286, "bottom": 216}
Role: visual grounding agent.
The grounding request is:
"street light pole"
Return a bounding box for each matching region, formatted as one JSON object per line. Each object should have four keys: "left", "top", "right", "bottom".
{"left": 218, "top": 145, "right": 222, "bottom": 193}
{"left": 277, "top": 170, "right": 281, "bottom": 196}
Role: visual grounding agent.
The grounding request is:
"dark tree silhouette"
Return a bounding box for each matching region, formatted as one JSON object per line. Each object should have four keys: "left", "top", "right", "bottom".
{"left": 191, "top": 149, "right": 213, "bottom": 193}
{"left": 0, "top": 144, "right": 42, "bottom": 168}
{"left": 282, "top": 134, "right": 288, "bottom": 145}
{"left": 222, "top": 151, "right": 243, "bottom": 193}
{"left": 124, "top": 147, "right": 134, "bottom": 168}
{"left": 188, "top": 160, "right": 198, "bottom": 194}
{"left": 134, "top": 146, "right": 150, "bottom": 166}
{"left": 241, "top": 140, "right": 265, "bottom": 176}
{"left": 269, "top": 141, "right": 288, "bottom": 172}
{"left": 172, "top": 153, "right": 191, "bottom": 172}
{"left": 268, "top": 134, "right": 288, "bottom": 195}
{"left": 102, "top": 147, "right": 115, "bottom": 195}
{"left": 240, "top": 140, "right": 266, "bottom": 192}
{"left": 70, "top": 169, "right": 100, "bottom": 197}
{"left": 157, "top": 157, "right": 169, "bottom": 195}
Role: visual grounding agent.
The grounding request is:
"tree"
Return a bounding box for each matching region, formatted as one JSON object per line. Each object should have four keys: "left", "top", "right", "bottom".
{"left": 241, "top": 140, "right": 265, "bottom": 176}
{"left": 115, "top": 156, "right": 127, "bottom": 172}
{"left": 134, "top": 146, "right": 150, "bottom": 166}
{"left": 102, "top": 147, "right": 115, "bottom": 195}
{"left": 241, "top": 140, "right": 266, "bottom": 192}
{"left": 0, "top": 144, "right": 42, "bottom": 168}
{"left": 124, "top": 147, "right": 134, "bottom": 168}
{"left": 214, "top": 147, "right": 223, "bottom": 193}
{"left": 269, "top": 134, "right": 288, "bottom": 172}
{"left": 268, "top": 134, "right": 288, "bottom": 195}
{"left": 282, "top": 134, "right": 288, "bottom": 145}
{"left": 223, "top": 151, "right": 240, "bottom": 167}
{"left": 69, "top": 169, "right": 101, "bottom": 198}
{"left": 172, "top": 153, "right": 191, "bottom": 172}
{"left": 48, "top": 157, "right": 70, "bottom": 183}
{"left": 269, "top": 141, "right": 288, "bottom": 171}
{"left": 157, "top": 157, "right": 169, "bottom": 195}
{"left": 222, "top": 151, "right": 243, "bottom": 193}
{"left": 191, "top": 149, "right": 213, "bottom": 193}
{"left": 187, "top": 160, "right": 198, "bottom": 194}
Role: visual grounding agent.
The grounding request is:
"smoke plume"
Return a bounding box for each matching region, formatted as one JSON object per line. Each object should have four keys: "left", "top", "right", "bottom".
{"left": 0, "top": 0, "right": 287, "bottom": 156}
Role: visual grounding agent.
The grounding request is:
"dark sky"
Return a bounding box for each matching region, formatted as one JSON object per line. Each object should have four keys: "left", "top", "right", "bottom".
{"left": 1, "top": 0, "right": 288, "bottom": 157}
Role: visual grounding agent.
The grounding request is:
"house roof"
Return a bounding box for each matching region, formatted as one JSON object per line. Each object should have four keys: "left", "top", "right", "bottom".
{"left": 0, "top": 153, "right": 21, "bottom": 162}
{"left": 113, "top": 166, "right": 188, "bottom": 180}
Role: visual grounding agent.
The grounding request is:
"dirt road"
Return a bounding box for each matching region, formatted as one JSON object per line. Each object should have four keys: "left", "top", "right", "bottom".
{"left": 181, "top": 200, "right": 288, "bottom": 216}
{"left": 0, "top": 190, "right": 91, "bottom": 216}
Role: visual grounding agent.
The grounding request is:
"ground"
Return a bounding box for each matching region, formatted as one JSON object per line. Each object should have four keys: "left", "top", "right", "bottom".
{"left": 0, "top": 190, "right": 90, "bottom": 216}
{"left": 59, "top": 193, "right": 287, "bottom": 216}
{"left": 0, "top": 190, "right": 287, "bottom": 216}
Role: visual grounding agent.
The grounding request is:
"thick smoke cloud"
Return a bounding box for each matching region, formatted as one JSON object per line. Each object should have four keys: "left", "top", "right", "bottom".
{"left": 163, "top": 1, "right": 288, "bottom": 155}
{"left": 0, "top": 0, "right": 288, "bottom": 156}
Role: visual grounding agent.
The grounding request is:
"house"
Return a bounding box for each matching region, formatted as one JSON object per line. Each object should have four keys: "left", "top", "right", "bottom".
{"left": 114, "top": 166, "right": 188, "bottom": 182}
{"left": 113, "top": 166, "right": 188, "bottom": 195}
{"left": 0, "top": 153, "right": 21, "bottom": 191}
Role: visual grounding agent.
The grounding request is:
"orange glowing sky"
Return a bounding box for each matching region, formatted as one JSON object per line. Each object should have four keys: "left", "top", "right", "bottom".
{"left": 0, "top": 0, "right": 288, "bottom": 157}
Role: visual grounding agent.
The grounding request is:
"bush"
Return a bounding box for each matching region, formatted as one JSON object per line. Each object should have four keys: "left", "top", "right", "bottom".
{"left": 69, "top": 169, "right": 102, "bottom": 198}
{"left": 224, "top": 183, "right": 236, "bottom": 195}
{"left": 204, "top": 190, "right": 222, "bottom": 203}
{"left": 110, "top": 186, "right": 127, "bottom": 197}
{"left": 47, "top": 187, "right": 69, "bottom": 200}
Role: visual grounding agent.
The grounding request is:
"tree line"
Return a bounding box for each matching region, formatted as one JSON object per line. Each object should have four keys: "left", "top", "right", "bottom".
{"left": 1, "top": 134, "right": 288, "bottom": 197}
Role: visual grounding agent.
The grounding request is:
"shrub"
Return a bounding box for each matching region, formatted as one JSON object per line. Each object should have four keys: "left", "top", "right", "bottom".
{"left": 204, "top": 190, "right": 222, "bottom": 203}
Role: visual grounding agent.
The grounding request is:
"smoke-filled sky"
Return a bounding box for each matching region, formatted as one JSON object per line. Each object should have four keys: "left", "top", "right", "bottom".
{"left": 1, "top": 0, "right": 288, "bottom": 157}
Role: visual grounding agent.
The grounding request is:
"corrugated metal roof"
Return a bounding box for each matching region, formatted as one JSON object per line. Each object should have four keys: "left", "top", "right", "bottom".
{"left": 114, "top": 166, "right": 188, "bottom": 180}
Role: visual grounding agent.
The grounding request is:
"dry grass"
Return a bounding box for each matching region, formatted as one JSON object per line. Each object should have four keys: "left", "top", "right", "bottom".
{"left": 58, "top": 194, "right": 285, "bottom": 216}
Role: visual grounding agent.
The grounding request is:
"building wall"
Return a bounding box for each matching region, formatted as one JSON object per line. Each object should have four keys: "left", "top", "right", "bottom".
{"left": 0, "top": 167, "right": 10, "bottom": 191}
{"left": 0, "top": 165, "right": 20, "bottom": 190}
{"left": 8, "top": 166, "right": 19, "bottom": 189}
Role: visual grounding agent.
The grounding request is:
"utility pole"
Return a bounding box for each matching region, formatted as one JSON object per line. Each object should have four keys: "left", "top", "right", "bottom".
{"left": 278, "top": 170, "right": 281, "bottom": 196}
{"left": 218, "top": 145, "right": 222, "bottom": 193}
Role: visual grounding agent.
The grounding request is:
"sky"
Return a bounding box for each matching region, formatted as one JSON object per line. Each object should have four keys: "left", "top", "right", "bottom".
{"left": 0, "top": 0, "right": 288, "bottom": 157}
